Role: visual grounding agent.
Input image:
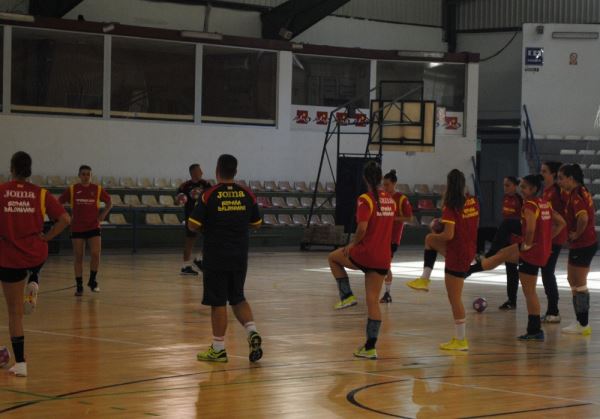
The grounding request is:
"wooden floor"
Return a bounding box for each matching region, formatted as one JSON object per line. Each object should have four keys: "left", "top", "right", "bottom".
{"left": 1, "top": 248, "right": 599, "bottom": 418}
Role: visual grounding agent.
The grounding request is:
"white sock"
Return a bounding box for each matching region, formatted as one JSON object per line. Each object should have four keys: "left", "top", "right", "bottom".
{"left": 182, "top": 260, "right": 192, "bottom": 268}
{"left": 385, "top": 282, "right": 392, "bottom": 293}
{"left": 244, "top": 321, "right": 257, "bottom": 335}
{"left": 212, "top": 336, "right": 225, "bottom": 351}
{"left": 422, "top": 267, "right": 432, "bottom": 280}
{"left": 455, "top": 320, "right": 466, "bottom": 340}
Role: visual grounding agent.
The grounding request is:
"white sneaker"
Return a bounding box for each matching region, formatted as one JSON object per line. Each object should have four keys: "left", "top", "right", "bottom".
{"left": 24, "top": 282, "right": 39, "bottom": 315}
{"left": 9, "top": 362, "right": 27, "bottom": 377}
{"left": 562, "top": 322, "right": 592, "bottom": 336}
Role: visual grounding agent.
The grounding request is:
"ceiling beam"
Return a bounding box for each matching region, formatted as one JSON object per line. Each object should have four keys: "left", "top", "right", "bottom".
{"left": 29, "top": 0, "right": 84, "bottom": 18}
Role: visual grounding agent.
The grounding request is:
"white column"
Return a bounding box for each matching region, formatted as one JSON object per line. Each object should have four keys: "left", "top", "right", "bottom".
{"left": 277, "top": 50, "right": 292, "bottom": 130}
{"left": 102, "top": 34, "right": 112, "bottom": 119}
{"left": 3, "top": 26, "right": 12, "bottom": 113}
{"left": 194, "top": 44, "right": 203, "bottom": 124}
{"left": 370, "top": 59, "right": 377, "bottom": 102}
{"left": 465, "top": 62, "right": 479, "bottom": 140}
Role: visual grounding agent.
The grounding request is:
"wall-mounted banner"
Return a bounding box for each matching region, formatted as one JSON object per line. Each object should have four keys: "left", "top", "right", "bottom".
{"left": 436, "top": 107, "right": 464, "bottom": 136}
{"left": 569, "top": 52, "right": 578, "bottom": 65}
{"left": 525, "top": 47, "right": 544, "bottom": 66}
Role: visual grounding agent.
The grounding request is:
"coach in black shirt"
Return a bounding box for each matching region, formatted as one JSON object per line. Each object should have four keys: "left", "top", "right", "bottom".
{"left": 188, "top": 154, "right": 263, "bottom": 363}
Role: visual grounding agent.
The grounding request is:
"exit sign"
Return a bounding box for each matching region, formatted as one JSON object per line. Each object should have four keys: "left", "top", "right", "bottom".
{"left": 525, "top": 47, "right": 544, "bottom": 66}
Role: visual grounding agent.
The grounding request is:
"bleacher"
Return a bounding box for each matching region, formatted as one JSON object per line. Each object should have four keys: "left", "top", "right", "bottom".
{"left": 1, "top": 175, "right": 445, "bottom": 249}
{"left": 535, "top": 134, "right": 600, "bottom": 228}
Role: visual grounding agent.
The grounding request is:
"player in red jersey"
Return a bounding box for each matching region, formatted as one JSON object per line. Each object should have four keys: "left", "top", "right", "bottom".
{"left": 328, "top": 161, "right": 396, "bottom": 359}
{"left": 379, "top": 169, "right": 413, "bottom": 304}
{"left": 468, "top": 175, "right": 566, "bottom": 341}
{"left": 407, "top": 170, "right": 480, "bottom": 350}
{"left": 177, "top": 164, "right": 211, "bottom": 276}
{"left": 0, "top": 152, "right": 70, "bottom": 376}
{"left": 558, "top": 164, "right": 597, "bottom": 336}
{"left": 540, "top": 161, "right": 567, "bottom": 323}
{"left": 488, "top": 176, "right": 523, "bottom": 310}
{"left": 60, "top": 165, "right": 112, "bottom": 295}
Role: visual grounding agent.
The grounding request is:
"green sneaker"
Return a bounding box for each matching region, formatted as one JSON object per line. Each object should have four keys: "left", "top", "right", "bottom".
{"left": 334, "top": 295, "right": 357, "bottom": 310}
{"left": 248, "top": 331, "right": 263, "bottom": 363}
{"left": 197, "top": 346, "right": 228, "bottom": 363}
{"left": 353, "top": 346, "right": 377, "bottom": 359}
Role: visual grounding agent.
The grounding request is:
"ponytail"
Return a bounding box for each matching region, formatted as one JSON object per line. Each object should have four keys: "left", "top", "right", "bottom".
{"left": 364, "top": 161, "right": 383, "bottom": 211}
{"left": 444, "top": 169, "right": 466, "bottom": 210}
{"left": 560, "top": 163, "right": 587, "bottom": 194}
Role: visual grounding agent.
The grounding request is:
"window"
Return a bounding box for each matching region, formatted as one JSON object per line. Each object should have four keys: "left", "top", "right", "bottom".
{"left": 376, "top": 61, "right": 466, "bottom": 112}
{"left": 111, "top": 37, "right": 195, "bottom": 121}
{"left": 292, "top": 55, "right": 371, "bottom": 108}
{"left": 202, "top": 46, "right": 277, "bottom": 125}
{"left": 11, "top": 28, "right": 103, "bottom": 116}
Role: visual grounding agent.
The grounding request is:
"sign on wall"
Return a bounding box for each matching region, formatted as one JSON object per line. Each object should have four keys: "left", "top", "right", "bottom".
{"left": 525, "top": 47, "right": 544, "bottom": 66}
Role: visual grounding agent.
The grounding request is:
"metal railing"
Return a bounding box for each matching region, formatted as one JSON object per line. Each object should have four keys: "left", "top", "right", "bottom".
{"left": 522, "top": 105, "right": 541, "bottom": 173}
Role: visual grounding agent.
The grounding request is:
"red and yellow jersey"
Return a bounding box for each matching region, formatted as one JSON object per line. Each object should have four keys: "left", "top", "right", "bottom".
{"left": 391, "top": 191, "right": 413, "bottom": 245}
{"left": 542, "top": 184, "right": 567, "bottom": 245}
{"left": 442, "top": 195, "right": 480, "bottom": 272}
{"left": 502, "top": 194, "right": 522, "bottom": 220}
{"left": 349, "top": 190, "right": 396, "bottom": 270}
{"left": 565, "top": 186, "right": 597, "bottom": 249}
{"left": 60, "top": 183, "right": 111, "bottom": 233}
{"left": 520, "top": 197, "right": 552, "bottom": 267}
{"left": 0, "top": 180, "right": 66, "bottom": 268}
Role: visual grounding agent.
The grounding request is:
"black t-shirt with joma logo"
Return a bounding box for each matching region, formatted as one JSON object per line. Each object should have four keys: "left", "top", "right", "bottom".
{"left": 189, "top": 183, "right": 262, "bottom": 270}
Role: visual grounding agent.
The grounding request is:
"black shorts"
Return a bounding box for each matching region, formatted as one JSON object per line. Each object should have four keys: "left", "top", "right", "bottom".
{"left": 185, "top": 220, "right": 198, "bottom": 239}
{"left": 349, "top": 257, "right": 389, "bottom": 276}
{"left": 569, "top": 242, "right": 598, "bottom": 268}
{"left": 445, "top": 268, "right": 467, "bottom": 279}
{"left": 202, "top": 268, "right": 247, "bottom": 306}
{"left": 71, "top": 229, "right": 101, "bottom": 239}
{"left": 391, "top": 243, "right": 398, "bottom": 257}
{"left": 518, "top": 259, "right": 540, "bottom": 276}
{"left": 0, "top": 264, "right": 44, "bottom": 283}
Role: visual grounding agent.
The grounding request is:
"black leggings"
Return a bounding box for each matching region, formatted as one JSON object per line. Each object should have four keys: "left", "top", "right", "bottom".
{"left": 541, "top": 244, "right": 562, "bottom": 315}
{"left": 485, "top": 219, "right": 522, "bottom": 304}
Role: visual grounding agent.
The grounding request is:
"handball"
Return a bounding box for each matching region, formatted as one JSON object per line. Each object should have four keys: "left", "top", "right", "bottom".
{"left": 430, "top": 218, "right": 444, "bottom": 233}
{"left": 473, "top": 297, "right": 488, "bottom": 313}
{"left": 0, "top": 346, "right": 10, "bottom": 368}
{"left": 176, "top": 193, "right": 188, "bottom": 205}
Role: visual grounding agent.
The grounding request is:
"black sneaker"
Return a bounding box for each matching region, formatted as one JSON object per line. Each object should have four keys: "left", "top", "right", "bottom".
{"left": 88, "top": 280, "right": 100, "bottom": 293}
{"left": 517, "top": 330, "right": 544, "bottom": 341}
{"left": 499, "top": 301, "right": 516, "bottom": 310}
{"left": 248, "top": 331, "right": 263, "bottom": 363}
{"left": 180, "top": 266, "right": 199, "bottom": 276}
{"left": 74, "top": 285, "right": 84, "bottom": 297}
{"left": 193, "top": 259, "right": 203, "bottom": 273}
{"left": 379, "top": 292, "right": 392, "bottom": 303}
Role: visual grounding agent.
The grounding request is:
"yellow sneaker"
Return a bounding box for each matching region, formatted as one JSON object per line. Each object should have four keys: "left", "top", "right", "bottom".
{"left": 353, "top": 346, "right": 378, "bottom": 359}
{"left": 197, "top": 346, "right": 228, "bottom": 363}
{"left": 406, "top": 277, "right": 430, "bottom": 292}
{"left": 439, "top": 337, "right": 469, "bottom": 351}
{"left": 334, "top": 295, "right": 357, "bottom": 310}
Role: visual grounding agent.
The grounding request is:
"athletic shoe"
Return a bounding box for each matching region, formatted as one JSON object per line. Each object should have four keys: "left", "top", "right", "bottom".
{"left": 9, "top": 362, "right": 27, "bottom": 377}
{"left": 23, "top": 282, "right": 39, "bottom": 315}
{"left": 334, "top": 295, "right": 357, "bottom": 310}
{"left": 180, "top": 266, "right": 198, "bottom": 276}
{"left": 498, "top": 301, "right": 517, "bottom": 311}
{"left": 193, "top": 259, "right": 204, "bottom": 272}
{"left": 74, "top": 285, "right": 84, "bottom": 297}
{"left": 439, "top": 337, "right": 469, "bottom": 351}
{"left": 353, "top": 346, "right": 377, "bottom": 359}
{"left": 406, "top": 277, "right": 430, "bottom": 292}
{"left": 542, "top": 314, "right": 561, "bottom": 323}
{"left": 197, "top": 346, "right": 228, "bottom": 363}
{"left": 517, "top": 330, "right": 545, "bottom": 341}
{"left": 562, "top": 322, "right": 592, "bottom": 336}
{"left": 379, "top": 292, "right": 392, "bottom": 304}
{"left": 248, "top": 331, "right": 263, "bottom": 363}
{"left": 88, "top": 280, "right": 100, "bottom": 293}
